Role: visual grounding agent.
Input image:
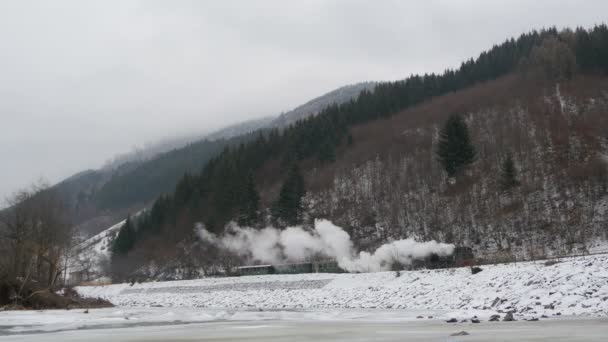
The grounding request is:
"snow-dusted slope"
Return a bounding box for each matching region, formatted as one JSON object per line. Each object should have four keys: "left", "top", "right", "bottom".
{"left": 68, "top": 220, "right": 126, "bottom": 283}
{"left": 77, "top": 254, "right": 608, "bottom": 319}
{"left": 76, "top": 219, "right": 125, "bottom": 256}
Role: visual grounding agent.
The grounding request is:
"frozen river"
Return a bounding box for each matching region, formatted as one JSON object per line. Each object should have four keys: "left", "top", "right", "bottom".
{"left": 3, "top": 318, "right": 608, "bottom": 342}
{"left": 1, "top": 308, "right": 606, "bottom": 341}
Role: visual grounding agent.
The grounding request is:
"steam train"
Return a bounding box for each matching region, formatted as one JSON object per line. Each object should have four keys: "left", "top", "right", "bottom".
{"left": 236, "top": 247, "right": 475, "bottom": 276}
{"left": 237, "top": 260, "right": 343, "bottom": 276}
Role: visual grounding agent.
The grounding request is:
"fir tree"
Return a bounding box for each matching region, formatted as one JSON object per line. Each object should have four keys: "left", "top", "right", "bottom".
{"left": 237, "top": 172, "right": 260, "bottom": 227}
{"left": 273, "top": 164, "right": 305, "bottom": 226}
{"left": 436, "top": 114, "right": 476, "bottom": 177}
{"left": 111, "top": 215, "right": 136, "bottom": 255}
{"left": 318, "top": 139, "right": 336, "bottom": 162}
{"left": 500, "top": 154, "right": 520, "bottom": 191}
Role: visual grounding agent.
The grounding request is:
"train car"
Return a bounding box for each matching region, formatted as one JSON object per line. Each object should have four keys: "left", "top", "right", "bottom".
{"left": 236, "top": 265, "right": 275, "bottom": 276}
{"left": 313, "top": 261, "right": 345, "bottom": 273}
{"left": 237, "top": 260, "right": 346, "bottom": 276}
{"left": 274, "top": 262, "right": 314, "bottom": 274}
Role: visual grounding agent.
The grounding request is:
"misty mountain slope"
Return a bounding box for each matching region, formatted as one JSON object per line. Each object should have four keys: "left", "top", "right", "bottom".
{"left": 99, "top": 82, "right": 375, "bottom": 171}
{"left": 54, "top": 82, "right": 375, "bottom": 237}
{"left": 205, "top": 116, "right": 275, "bottom": 141}
{"left": 54, "top": 165, "right": 138, "bottom": 234}
{"left": 52, "top": 138, "right": 229, "bottom": 237}
{"left": 202, "top": 82, "right": 376, "bottom": 141}
{"left": 94, "top": 139, "right": 228, "bottom": 210}
{"left": 271, "top": 82, "right": 376, "bottom": 128}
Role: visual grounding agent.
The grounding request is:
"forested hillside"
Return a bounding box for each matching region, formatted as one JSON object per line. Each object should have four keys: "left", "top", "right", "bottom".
{"left": 109, "top": 26, "right": 608, "bottom": 280}
{"left": 52, "top": 83, "right": 374, "bottom": 239}
{"left": 307, "top": 74, "right": 608, "bottom": 258}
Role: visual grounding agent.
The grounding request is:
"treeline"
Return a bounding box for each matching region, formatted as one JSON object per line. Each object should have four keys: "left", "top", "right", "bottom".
{"left": 112, "top": 25, "right": 608, "bottom": 260}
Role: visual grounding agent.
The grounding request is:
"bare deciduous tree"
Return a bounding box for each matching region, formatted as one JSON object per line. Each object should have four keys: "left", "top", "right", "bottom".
{"left": 0, "top": 182, "right": 73, "bottom": 289}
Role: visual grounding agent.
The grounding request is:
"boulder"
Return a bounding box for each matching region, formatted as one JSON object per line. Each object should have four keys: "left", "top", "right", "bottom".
{"left": 471, "top": 267, "right": 483, "bottom": 275}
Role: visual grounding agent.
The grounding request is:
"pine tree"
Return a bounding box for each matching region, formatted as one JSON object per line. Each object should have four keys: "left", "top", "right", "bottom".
{"left": 111, "top": 215, "right": 136, "bottom": 255}
{"left": 437, "top": 114, "right": 476, "bottom": 177}
{"left": 272, "top": 164, "right": 305, "bottom": 226}
{"left": 237, "top": 172, "right": 260, "bottom": 227}
{"left": 318, "top": 139, "right": 336, "bottom": 162}
{"left": 500, "top": 154, "right": 520, "bottom": 191}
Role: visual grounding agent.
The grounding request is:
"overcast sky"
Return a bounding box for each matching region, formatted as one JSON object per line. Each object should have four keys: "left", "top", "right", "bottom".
{"left": 0, "top": 0, "right": 607, "bottom": 200}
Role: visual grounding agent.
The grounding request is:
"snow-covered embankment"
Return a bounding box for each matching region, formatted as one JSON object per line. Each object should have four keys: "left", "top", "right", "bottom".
{"left": 76, "top": 254, "right": 608, "bottom": 319}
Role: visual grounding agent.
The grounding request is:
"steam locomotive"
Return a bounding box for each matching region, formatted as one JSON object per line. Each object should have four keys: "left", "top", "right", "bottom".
{"left": 236, "top": 247, "right": 475, "bottom": 276}
{"left": 411, "top": 246, "right": 475, "bottom": 269}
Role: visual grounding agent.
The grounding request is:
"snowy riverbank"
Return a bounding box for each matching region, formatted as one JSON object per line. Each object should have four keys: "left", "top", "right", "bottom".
{"left": 76, "top": 254, "right": 608, "bottom": 319}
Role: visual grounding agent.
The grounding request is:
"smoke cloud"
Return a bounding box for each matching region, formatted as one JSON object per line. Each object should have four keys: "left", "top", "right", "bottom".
{"left": 196, "top": 219, "right": 455, "bottom": 273}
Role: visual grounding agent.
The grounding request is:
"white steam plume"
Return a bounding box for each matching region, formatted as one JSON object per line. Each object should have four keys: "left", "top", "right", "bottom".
{"left": 195, "top": 219, "right": 455, "bottom": 273}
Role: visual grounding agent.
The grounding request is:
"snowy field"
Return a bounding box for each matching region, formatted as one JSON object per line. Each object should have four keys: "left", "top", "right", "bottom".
{"left": 1, "top": 308, "right": 607, "bottom": 341}
{"left": 76, "top": 254, "right": 608, "bottom": 319}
